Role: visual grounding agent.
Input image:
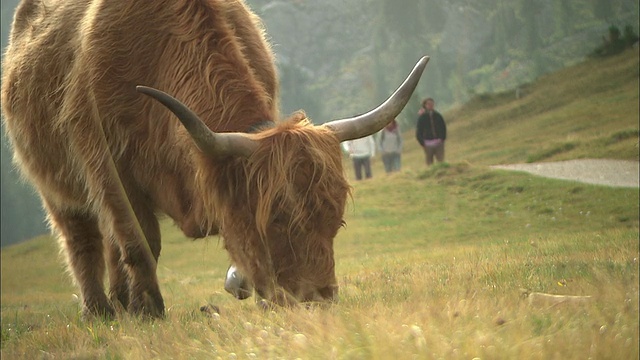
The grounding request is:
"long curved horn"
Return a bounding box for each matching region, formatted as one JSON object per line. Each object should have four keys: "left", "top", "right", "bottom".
{"left": 323, "top": 56, "right": 429, "bottom": 142}
{"left": 136, "top": 86, "right": 257, "bottom": 159}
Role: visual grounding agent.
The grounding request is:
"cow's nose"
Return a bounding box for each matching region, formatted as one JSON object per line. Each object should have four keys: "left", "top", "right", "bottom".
{"left": 224, "top": 265, "right": 252, "bottom": 300}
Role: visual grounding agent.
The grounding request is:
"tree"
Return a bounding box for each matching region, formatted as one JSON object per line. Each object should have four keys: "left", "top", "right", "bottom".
{"left": 519, "top": 0, "right": 542, "bottom": 56}
{"left": 554, "top": 0, "right": 574, "bottom": 38}
{"left": 593, "top": 0, "right": 615, "bottom": 23}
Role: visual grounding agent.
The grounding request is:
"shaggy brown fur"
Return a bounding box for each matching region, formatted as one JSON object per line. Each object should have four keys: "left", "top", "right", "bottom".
{"left": 1, "top": 0, "right": 353, "bottom": 317}
{"left": 203, "top": 114, "right": 350, "bottom": 303}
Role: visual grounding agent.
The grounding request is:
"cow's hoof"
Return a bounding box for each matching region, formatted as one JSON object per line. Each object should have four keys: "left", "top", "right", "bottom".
{"left": 82, "top": 297, "right": 116, "bottom": 321}
{"left": 129, "top": 290, "right": 165, "bottom": 319}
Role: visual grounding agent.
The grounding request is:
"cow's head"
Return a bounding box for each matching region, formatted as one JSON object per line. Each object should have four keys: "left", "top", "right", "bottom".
{"left": 137, "top": 57, "right": 429, "bottom": 305}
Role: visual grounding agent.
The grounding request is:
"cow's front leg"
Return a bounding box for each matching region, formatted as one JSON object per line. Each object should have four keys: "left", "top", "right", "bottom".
{"left": 106, "top": 240, "right": 129, "bottom": 310}
{"left": 99, "top": 196, "right": 164, "bottom": 317}
{"left": 120, "top": 243, "right": 164, "bottom": 318}
{"left": 111, "top": 191, "right": 164, "bottom": 317}
{"left": 108, "top": 241, "right": 164, "bottom": 318}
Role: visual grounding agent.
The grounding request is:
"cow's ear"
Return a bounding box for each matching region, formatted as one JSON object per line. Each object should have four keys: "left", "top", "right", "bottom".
{"left": 323, "top": 56, "right": 429, "bottom": 142}
{"left": 136, "top": 86, "right": 257, "bottom": 159}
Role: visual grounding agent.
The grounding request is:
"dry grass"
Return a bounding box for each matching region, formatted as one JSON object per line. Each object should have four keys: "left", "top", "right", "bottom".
{"left": 1, "top": 49, "right": 639, "bottom": 359}
{"left": 2, "top": 228, "right": 638, "bottom": 359}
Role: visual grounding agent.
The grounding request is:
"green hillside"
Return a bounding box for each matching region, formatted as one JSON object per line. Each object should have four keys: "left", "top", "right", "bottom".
{"left": 399, "top": 47, "right": 638, "bottom": 170}
{"left": 1, "top": 50, "right": 638, "bottom": 359}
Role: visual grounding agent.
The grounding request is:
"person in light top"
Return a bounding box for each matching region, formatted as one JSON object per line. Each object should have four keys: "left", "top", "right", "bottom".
{"left": 378, "top": 118, "right": 403, "bottom": 173}
{"left": 343, "top": 135, "right": 376, "bottom": 180}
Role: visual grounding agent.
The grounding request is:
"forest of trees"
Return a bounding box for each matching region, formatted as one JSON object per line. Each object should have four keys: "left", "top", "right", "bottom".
{"left": 1, "top": 0, "right": 638, "bottom": 247}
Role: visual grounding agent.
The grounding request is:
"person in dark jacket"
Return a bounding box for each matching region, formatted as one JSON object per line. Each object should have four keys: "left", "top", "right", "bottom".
{"left": 415, "top": 97, "right": 446, "bottom": 166}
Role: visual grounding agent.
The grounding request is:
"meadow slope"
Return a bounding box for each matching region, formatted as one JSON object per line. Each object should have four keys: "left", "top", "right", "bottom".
{"left": 1, "top": 50, "right": 638, "bottom": 359}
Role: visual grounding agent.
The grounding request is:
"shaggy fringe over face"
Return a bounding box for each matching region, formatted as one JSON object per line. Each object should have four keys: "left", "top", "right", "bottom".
{"left": 196, "top": 113, "right": 351, "bottom": 284}
{"left": 250, "top": 115, "right": 350, "bottom": 239}
{"left": 200, "top": 112, "right": 351, "bottom": 235}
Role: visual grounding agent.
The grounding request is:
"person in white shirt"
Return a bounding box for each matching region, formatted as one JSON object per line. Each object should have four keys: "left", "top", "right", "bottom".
{"left": 343, "top": 135, "right": 375, "bottom": 180}
{"left": 378, "top": 119, "right": 402, "bottom": 173}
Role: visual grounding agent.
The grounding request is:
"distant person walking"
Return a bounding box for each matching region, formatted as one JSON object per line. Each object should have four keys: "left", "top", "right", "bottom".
{"left": 343, "top": 135, "right": 376, "bottom": 180}
{"left": 418, "top": 98, "right": 429, "bottom": 116}
{"left": 415, "top": 97, "right": 447, "bottom": 166}
{"left": 378, "top": 118, "right": 403, "bottom": 173}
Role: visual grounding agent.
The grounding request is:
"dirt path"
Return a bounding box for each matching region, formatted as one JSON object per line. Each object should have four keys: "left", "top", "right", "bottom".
{"left": 491, "top": 159, "right": 639, "bottom": 188}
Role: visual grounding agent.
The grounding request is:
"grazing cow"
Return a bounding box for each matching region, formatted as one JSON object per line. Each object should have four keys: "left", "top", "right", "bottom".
{"left": 1, "top": 0, "right": 428, "bottom": 318}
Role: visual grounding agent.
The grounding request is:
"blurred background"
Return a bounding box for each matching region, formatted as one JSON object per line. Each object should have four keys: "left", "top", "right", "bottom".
{"left": 1, "top": 0, "right": 638, "bottom": 247}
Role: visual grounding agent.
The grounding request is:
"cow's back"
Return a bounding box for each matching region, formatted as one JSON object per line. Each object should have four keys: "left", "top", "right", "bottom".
{"left": 1, "top": 0, "right": 279, "bottom": 210}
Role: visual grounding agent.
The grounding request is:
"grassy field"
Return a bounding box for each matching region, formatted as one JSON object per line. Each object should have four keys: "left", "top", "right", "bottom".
{"left": 1, "top": 50, "right": 638, "bottom": 359}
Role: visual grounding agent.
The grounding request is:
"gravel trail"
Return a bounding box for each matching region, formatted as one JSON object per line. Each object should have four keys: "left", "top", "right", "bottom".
{"left": 491, "top": 159, "right": 639, "bottom": 188}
